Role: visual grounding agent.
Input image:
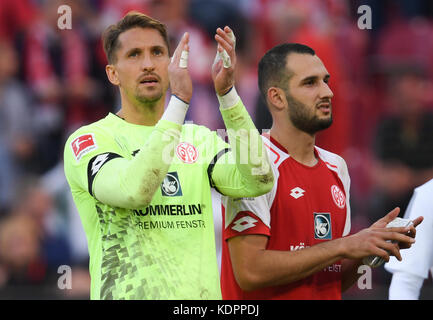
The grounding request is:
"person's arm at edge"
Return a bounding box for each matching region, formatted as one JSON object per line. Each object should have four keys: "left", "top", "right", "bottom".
{"left": 389, "top": 271, "right": 424, "bottom": 299}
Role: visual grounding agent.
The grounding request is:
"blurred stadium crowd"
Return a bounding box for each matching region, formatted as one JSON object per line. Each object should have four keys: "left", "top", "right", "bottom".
{"left": 0, "top": 0, "right": 432, "bottom": 299}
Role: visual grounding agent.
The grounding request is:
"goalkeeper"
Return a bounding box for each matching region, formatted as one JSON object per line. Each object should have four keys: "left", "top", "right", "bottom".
{"left": 63, "top": 12, "right": 273, "bottom": 300}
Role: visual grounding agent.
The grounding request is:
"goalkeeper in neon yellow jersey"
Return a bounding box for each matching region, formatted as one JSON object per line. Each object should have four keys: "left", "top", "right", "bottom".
{"left": 64, "top": 12, "right": 273, "bottom": 300}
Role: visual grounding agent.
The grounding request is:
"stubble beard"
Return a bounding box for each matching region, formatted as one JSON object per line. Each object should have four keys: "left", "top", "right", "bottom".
{"left": 135, "top": 85, "right": 164, "bottom": 108}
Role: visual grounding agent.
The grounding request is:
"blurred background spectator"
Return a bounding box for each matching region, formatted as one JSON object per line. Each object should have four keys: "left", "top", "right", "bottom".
{"left": 0, "top": 0, "right": 432, "bottom": 299}
{"left": 369, "top": 65, "right": 433, "bottom": 222}
{"left": 0, "top": 176, "right": 89, "bottom": 299}
{"left": 0, "top": 40, "right": 35, "bottom": 214}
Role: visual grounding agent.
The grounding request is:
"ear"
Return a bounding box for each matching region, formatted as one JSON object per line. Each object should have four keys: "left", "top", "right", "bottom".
{"left": 267, "top": 87, "right": 287, "bottom": 111}
{"left": 106, "top": 64, "right": 120, "bottom": 86}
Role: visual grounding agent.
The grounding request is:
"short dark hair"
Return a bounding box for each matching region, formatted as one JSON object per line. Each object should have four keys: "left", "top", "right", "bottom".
{"left": 102, "top": 11, "right": 170, "bottom": 64}
{"left": 258, "top": 43, "right": 315, "bottom": 100}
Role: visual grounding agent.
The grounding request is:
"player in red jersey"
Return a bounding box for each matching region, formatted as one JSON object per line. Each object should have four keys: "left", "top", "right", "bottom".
{"left": 220, "top": 43, "right": 423, "bottom": 300}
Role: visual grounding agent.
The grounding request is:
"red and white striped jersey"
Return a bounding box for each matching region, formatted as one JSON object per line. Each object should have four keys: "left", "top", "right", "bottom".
{"left": 221, "top": 134, "right": 351, "bottom": 300}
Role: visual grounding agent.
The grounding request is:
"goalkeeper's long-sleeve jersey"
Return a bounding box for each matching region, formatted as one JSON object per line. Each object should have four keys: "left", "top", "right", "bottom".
{"left": 63, "top": 91, "right": 273, "bottom": 300}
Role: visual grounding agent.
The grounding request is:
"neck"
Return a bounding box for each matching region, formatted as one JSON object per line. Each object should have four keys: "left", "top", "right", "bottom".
{"left": 270, "top": 120, "right": 318, "bottom": 167}
{"left": 117, "top": 92, "right": 166, "bottom": 126}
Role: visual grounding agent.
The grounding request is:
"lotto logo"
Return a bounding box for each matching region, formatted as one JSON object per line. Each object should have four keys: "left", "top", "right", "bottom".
{"left": 232, "top": 216, "right": 258, "bottom": 232}
{"left": 71, "top": 134, "right": 96, "bottom": 160}
{"left": 290, "top": 187, "right": 305, "bottom": 199}
{"left": 331, "top": 185, "right": 346, "bottom": 209}
{"left": 176, "top": 142, "right": 198, "bottom": 163}
{"left": 91, "top": 153, "right": 109, "bottom": 176}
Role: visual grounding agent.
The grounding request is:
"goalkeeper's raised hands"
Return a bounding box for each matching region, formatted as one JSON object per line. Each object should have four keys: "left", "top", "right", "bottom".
{"left": 212, "top": 26, "right": 237, "bottom": 96}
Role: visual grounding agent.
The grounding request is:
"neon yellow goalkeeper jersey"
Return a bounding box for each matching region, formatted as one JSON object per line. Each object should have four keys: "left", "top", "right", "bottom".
{"left": 64, "top": 113, "right": 229, "bottom": 300}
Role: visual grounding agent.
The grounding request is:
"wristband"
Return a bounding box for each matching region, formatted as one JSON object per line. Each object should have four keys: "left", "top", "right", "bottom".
{"left": 217, "top": 86, "right": 240, "bottom": 110}
{"left": 160, "top": 95, "right": 189, "bottom": 125}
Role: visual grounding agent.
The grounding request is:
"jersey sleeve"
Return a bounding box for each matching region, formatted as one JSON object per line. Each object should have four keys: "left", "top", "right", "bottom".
{"left": 209, "top": 97, "right": 274, "bottom": 198}
{"left": 338, "top": 156, "right": 351, "bottom": 236}
{"left": 388, "top": 271, "right": 424, "bottom": 300}
{"left": 384, "top": 186, "right": 433, "bottom": 279}
{"left": 222, "top": 193, "right": 272, "bottom": 241}
{"left": 64, "top": 119, "right": 182, "bottom": 210}
{"left": 64, "top": 127, "right": 123, "bottom": 196}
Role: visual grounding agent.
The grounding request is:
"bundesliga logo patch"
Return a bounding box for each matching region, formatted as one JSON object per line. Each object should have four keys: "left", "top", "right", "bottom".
{"left": 71, "top": 134, "right": 97, "bottom": 161}
{"left": 231, "top": 215, "right": 258, "bottom": 233}
{"left": 314, "top": 213, "right": 332, "bottom": 240}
